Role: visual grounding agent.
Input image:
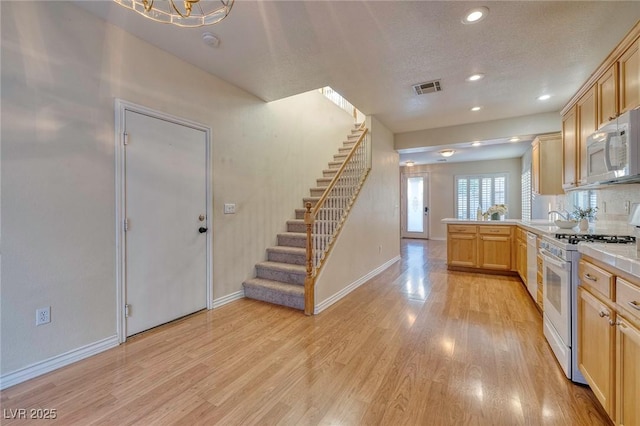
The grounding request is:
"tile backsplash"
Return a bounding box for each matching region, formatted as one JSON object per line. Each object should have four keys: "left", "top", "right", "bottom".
{"left": 564, "top": 184, "right": 640, "bottom": 222}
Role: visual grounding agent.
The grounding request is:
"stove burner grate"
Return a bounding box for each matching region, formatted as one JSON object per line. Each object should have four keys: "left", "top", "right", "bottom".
{"left": 555, "top": 233, "right": 636, "bottom": 245}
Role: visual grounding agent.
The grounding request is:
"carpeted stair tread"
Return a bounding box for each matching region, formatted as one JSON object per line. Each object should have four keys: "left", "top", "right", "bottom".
{"left": 242, "top": 278, "right": 304, "bottom": 310}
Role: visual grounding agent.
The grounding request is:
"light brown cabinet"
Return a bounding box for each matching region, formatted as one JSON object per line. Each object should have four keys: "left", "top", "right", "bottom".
{"left": 562, "top": 106, "right": 578, "bottom": 190}
{"left": 616, "top": 314, "right": 640, "bottom": 426}
{"left": 532, "top": 133, "right": 563, "bottom": 194}
{"left": 515, "top": 228, "right": 527, "bottom": 283}
{"left": 578, "top": 286, "right": 616, "bottom": 418}
{"left": 578, "top": 257, "right": 640, "bottom": 425}
{"left": 478, "top": 226, "right": 512, "bottom": 271}
{"left": 619, "top": 39, "right": 640, "bottom": 115}
{"left": 561, "top": 22, "right": 640, "bottom": 191}
{"left": 446, "top": 224, "right": 513, "bottom": 272}
{"left": 447, "top": 225, "right": 478, "bottom": 268}
{"left": 597, "top": 64, "right": 619, "bottom": 129}
{"left": 577, "top": 87, "right": 598, "bottom": 186}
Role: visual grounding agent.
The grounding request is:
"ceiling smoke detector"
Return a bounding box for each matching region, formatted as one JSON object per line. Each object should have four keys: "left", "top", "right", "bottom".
{"left": 413, "top": 80, "right": 442, "bottom": 95}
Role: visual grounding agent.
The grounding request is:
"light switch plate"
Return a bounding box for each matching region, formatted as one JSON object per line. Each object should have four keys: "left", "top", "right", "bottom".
{"left": 224, "top": 203, "right": 236, "bottom": 214}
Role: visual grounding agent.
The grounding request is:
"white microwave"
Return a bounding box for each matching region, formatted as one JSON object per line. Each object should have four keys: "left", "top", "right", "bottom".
{"left": 586, "top": 109, "right": 640, "bottom": 184}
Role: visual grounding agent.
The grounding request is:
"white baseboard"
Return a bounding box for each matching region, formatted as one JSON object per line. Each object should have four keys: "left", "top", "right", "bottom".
{"left": 212, "top": 290, "right": 244, "bottom": 309}
{"left": 0, "top": 335, "right": 119, "bottom": 390}
{"left": 314, "top": 255, "right": 401, "bottom": 314}
{"left": 429, "top": 237, "right": 446, "bottom": 241}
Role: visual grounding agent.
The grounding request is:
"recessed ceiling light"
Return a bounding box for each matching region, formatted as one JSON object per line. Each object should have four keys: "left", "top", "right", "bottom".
{"left": 466, "top": 73, "right": 485, "bottom": 82}
{"left": 405, "top": 161, "right": 415, "bottom": 167}
{"left": 537, "top": 94, "right": 551, "bottom": 101}
{"left": 471, "top": 106, "right": 481, "bottom": 112}
{"left": 471, "top": 141, "right": 482, "bottom": 147}
{"left": 439, "top": 149, "right": 455, "bottom": 158}
{"left": 509, "top": 137, "right": 520, "bottom": 142}
{"left": 462, "top": 7, "right": 489, "bottom": 24}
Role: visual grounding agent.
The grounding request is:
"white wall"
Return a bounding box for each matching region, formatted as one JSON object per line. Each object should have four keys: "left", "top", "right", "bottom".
{"left": 315, "top": 116, "right": 400, "bottom": 307}
{"left": 401, "top": 158, "right": 523, "bottom": 240}
{"left": 1, "top": 2, "right": 362, "bottom": 376}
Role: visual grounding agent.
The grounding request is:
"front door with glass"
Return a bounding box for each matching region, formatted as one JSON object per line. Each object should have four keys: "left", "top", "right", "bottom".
{"left": 401, "top": 172, "right": 429, "bottom": 239}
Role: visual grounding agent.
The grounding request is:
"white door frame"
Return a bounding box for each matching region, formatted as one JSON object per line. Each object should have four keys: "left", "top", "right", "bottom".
{"left": 114, "top": 99, "right": 213, "bottom": 343}
{"left": 401, "top": 170, "right": 430, "bottom": 239}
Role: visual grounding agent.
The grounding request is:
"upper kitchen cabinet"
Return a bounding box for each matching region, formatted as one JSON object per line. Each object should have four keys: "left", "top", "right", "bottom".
{"left": 561, "top": 22, "right": 640, "bottom": 191}
{"left": 532, "top": 132, "right": 563, "bottom": 194}
{"left": 619, "top": 39, "right": 640, "bottom": 115}
{"left": 577, "top": 86, "right": 598, "bottom": 186}
{"left": 562, "top": 106, "right": 578, "bottom": 190}
{"left": 596, "top": 64, "right": 618, "bottom": 129}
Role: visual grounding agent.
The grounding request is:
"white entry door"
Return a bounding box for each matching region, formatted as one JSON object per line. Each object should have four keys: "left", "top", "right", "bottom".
{"left": 401, "top": 172, "right": 429, "bottom": 239}
{"left": 123, "top": 109, "right": 208, "bottom": 336}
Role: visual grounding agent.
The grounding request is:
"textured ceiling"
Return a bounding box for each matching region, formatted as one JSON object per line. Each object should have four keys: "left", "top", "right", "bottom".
{"left": 76, "top": 1, "right": 640, "bottom": 163}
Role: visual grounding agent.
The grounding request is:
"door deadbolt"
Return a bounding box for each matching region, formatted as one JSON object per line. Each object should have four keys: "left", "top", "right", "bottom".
{"left": 199, "top": 214, "right": 205, "bottom": 222}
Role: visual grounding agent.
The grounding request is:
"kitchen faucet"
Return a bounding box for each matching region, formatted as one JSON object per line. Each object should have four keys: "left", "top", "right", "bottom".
{"left": 548, "top": 210, "right": 569, "bottom": 220}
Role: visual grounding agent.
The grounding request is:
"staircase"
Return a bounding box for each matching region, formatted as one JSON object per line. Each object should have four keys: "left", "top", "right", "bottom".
{"left": 242, "top": 124, "right": 366, "bottom": 311}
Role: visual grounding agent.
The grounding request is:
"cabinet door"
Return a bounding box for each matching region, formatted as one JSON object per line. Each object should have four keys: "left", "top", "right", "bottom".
{"left": 597, "top": 64, "right": 619, "bottom": 128}
{"left": 478, "top": 235, "right": 511, "bottom": 270}
{"left": 447, "top": 234, "right": 477, "bottom": 267}
{"left": 562, "top": 106, "right": 577, "bottom": 189}
{"left": 616, "top": 316, "right": 640, "bottom": 426}
{"left": 619, "top": 40, "right": 640, "bottom": 114}
{"left": 577, "top": 86, "right": 597, "bottom": 186}
{"left": 578, "top": 287, "right": 615, "bottom": 418}
{"left": 517, "top": 240, "right": 527, "bottom": 283}
{"left": 532, "top": 142, "right": 540, "bottom": 194}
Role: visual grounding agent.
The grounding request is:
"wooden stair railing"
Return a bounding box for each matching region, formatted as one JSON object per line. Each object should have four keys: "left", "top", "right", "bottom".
{"left": 303, "top": 123, "right": 371, "bottom": 315}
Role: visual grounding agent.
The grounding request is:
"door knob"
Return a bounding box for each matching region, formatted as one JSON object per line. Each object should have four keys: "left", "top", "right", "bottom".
{"left": 424, "top": 207, "right": 429, "bottom": 215}
{"left": 199, "top": 227, "right": 208, "bottom": 234}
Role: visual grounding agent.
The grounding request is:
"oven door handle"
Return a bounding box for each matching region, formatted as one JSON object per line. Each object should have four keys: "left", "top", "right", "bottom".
{"left": 540, "top": 249, "right": 569, "bottom": 270}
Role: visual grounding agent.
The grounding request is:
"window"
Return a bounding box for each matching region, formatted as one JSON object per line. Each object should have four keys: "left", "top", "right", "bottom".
{"left": 455, "top": 173, "right": 508, "bottom": 219}
{"left": 521, "top": 169, "right": 531, "bottom": 221}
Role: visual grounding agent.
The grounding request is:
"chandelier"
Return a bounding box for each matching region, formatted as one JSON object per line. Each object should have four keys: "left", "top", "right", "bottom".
{"left": 113, "top": 0, "right": 234, "bottom": 28}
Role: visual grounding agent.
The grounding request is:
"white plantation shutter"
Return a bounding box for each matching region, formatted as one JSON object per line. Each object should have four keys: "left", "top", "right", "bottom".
{"left": 522, "top": 169, "right": 531, "bottom": 221}
{"left": 455, "top": 173, "right": 509, "bottom": 219}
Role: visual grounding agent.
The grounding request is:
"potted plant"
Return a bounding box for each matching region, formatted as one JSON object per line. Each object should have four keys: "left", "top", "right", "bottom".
{"left": 571, "top": 206, "right": 598, "bottom": 231}
{"left": 483, "top": 204, "right": 508, "bottom": 221}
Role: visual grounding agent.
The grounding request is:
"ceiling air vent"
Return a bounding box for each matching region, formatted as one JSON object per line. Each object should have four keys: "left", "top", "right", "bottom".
{"left": 413, "top": 79, "right": 442, "bottom": 95}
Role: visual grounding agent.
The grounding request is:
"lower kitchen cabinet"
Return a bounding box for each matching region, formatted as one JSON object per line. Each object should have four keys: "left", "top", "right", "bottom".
{"left": 578, "top": 257, "right": 640, "bottom": 425}
{"left": 616, "top": 315, "right": 640, "bottom": 426}
{"left": 578, "top": 286, "right": 616, "bottom": 418}
{"left": 478, "top": 227, "right": 512, "bottom": 271}
{"left": 447, "top": 225, "right": 477, "bottom": 268}
{"left": 446, "top": 224, "right": 513, "bottom": 272}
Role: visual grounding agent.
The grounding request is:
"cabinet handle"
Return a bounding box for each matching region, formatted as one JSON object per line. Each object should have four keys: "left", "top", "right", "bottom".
{"left": 609, "top": 319, "right": 619, "bottom": 327}
{"left": 608, "top": 116, "right": 617, "bottom": 121}
{"left": 584, "top": 273, "right": 598, "bottom": 282}
{"left": 628, "top": 301, "right": 640, "bottom": 311}
{"left": 599, "top": 310, "right": 610, "bottom": 318}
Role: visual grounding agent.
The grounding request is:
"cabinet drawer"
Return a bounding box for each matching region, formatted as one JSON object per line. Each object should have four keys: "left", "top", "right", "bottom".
{"left": 478, "top": 226, "right": 511, "bottom": 235}
{"left": 448, "top": 225, "right": 476, "bottom": 234}
{"left": 516, "top": 227, "right": 527, "bottom": 241}
{"left": 617, "top": 277, "right": 640, "bottom": 322}
{"left": 578, "top": 259, "right": 614, "bottom": 300}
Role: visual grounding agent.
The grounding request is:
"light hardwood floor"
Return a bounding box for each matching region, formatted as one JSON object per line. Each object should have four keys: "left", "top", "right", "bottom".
{"left": 1, "top": 240, "right": 611, "bottom": 425}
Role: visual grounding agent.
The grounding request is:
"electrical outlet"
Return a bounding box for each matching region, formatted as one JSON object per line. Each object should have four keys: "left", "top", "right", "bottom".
{"left": 36, "top": 307, "right": 51, "bottom": 326}
{"left": 223, "top": 203, "right": 236, "bottom": 214}
{"left": 624, "top": 200, "right": 631, "bottom": 214}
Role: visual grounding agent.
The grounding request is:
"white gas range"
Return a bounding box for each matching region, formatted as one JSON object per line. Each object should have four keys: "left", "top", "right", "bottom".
{"left": 539, "top": 232, "right": 636, "bottom": 384}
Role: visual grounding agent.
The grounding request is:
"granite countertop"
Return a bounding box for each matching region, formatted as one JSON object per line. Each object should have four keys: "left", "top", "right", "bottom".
{"left": 578, "top": 242, "right": 640, "bottom": 279}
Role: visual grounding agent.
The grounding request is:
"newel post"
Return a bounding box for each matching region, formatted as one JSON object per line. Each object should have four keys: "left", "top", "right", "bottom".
{"left": 303, "top": 202, "right": 314, "bottom": 315}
